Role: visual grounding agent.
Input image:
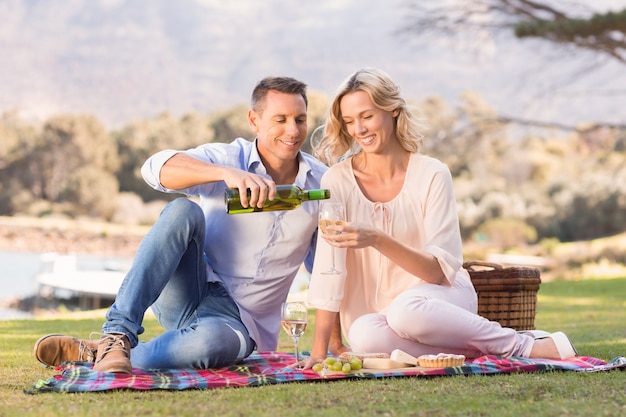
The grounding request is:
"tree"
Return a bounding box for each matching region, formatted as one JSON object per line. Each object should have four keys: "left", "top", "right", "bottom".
{"left": 399, "top": 0, "right": 626, "bottom": 130}
{"left": 61, "top": 165, "right": 119, "bottom": 220}
{"left": 513, "top": 5, "right": 626, "bottom": 63}
{"left": 0, "top": 111, "right": 40, "bottom": 214}
{"left": 30, "top": 114, "right": 119, "bottom": 202}
{"left": 401, "top": 0, "right": 626, "bottom": 60}
{"left": 115, "top": 111, "right": 215, "bottom": 202}
{"left": 419, "top": 92, "right": 509, "bottom": 179}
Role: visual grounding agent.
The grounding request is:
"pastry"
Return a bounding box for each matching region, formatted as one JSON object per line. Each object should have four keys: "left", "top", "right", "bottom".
{"left": 417, "top": 353, "right": 465, "bottom": 368}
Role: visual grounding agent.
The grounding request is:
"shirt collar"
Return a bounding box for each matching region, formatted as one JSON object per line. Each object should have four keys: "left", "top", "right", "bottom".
{"left": 247, "top": 139, "right": 264, "bottom": 173}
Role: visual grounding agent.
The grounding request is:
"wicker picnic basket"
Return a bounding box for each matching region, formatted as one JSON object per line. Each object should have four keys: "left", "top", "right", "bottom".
{"left": 463, "top": 260, "right": 541, "bottom": 331}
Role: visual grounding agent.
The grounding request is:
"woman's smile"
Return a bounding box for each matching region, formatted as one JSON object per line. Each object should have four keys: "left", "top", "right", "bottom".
{"left": 357, "top": 134, "right": 376, "bottom": 146}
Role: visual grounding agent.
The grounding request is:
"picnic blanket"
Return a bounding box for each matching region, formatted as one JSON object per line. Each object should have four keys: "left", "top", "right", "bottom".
{"left": 26, "top": 352, "right": 625, "bottom": 394}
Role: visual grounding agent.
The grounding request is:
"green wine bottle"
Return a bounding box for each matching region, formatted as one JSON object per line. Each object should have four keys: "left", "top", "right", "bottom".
{"left": 225, "top": 185, "right": 330, "bottom": 214}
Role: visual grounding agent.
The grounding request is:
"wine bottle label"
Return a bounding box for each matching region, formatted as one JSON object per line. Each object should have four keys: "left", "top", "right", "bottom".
{"left": 224, "top": 186, "right": 330, "bottom": 214}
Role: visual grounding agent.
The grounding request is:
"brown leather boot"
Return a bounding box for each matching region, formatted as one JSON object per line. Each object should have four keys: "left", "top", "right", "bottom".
{"left": 34, "top": 334, "right": 98, "bottom": 367}
{"left": 93, "top": 333, "right": 132, "bottom": 374}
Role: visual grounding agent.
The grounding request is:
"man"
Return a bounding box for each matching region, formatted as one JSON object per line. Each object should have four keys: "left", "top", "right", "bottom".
{"left": 34, "top": 76, "right": 328, "bottom": 373}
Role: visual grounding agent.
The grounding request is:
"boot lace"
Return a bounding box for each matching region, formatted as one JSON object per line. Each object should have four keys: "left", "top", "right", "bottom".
{"left": 97, "top": 334, "right": 129, "bottom": 359}
{"left": 78, "top": 341, "right": 96, "bottom": 362}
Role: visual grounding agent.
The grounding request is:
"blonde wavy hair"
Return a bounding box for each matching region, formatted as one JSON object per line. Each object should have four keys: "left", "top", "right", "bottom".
{"left": 314, "top": 68, "right": 424, "bottom": 166}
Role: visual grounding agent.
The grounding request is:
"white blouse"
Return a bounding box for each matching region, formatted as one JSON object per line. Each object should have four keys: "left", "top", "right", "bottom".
{"left": 308, "top": 152, "right": 473, "bottom": 333}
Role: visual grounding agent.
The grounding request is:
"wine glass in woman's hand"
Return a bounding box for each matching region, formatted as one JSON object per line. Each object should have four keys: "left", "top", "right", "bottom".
{"left": 319, "top": 202, "right": 346, "bottom": 274}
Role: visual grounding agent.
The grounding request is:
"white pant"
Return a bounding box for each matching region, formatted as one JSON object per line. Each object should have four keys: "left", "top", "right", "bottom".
{"left": 348, "top": 283, "right": 534, "bottom": 358}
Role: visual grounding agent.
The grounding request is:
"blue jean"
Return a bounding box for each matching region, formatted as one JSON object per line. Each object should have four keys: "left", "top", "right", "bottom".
{"left": 103, "top": 198, "right": 255, "bottom": 369}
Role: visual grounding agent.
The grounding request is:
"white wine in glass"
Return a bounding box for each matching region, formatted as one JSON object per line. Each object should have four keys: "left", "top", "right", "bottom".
{"left": 281, "top": 302, "right": 308, "bottom": 369}
{"left": 319, "top": 202, "right": 346, "bottom": 274}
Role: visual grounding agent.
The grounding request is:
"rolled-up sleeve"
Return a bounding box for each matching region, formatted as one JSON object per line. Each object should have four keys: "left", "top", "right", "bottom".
{"left": 307, "top": 171, "right": 348, "bottom": 312}
{"left": 422, "top": 166, "right": 464, "bottom": 285}
{"left": 307, "top": 272, "right": 346, "bottom": 312}
{"left": 141, "top": 149, "right": 179, "bottom": 192}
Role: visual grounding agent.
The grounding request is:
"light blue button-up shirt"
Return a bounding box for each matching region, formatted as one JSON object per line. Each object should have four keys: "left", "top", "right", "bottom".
{"left": 141, "top": 138, "right": 328, "bottom": 351}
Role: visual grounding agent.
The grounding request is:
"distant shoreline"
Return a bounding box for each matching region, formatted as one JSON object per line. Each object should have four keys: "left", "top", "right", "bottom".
{"left": 0, "top": 216, "right": 148, "bottom": 258}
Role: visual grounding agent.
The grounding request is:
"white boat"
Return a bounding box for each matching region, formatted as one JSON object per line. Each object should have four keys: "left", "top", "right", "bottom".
{"left": 35, "top": 253, "right": 127, "bottom": 309}
{"left": 34, "top": 253, "right": 310, "bottom": 309}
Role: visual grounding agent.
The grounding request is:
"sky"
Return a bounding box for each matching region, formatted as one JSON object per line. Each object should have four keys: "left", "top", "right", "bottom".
{"left": 0, "top": 0, "right": 624, "bottom": 129}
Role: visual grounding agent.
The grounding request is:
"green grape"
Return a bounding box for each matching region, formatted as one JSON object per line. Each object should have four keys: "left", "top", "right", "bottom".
{"left": 350, "top": 357, "right": 362, "bottom": 370}
{"left": 331, "top": 361, "right": 343, "bottom": 372}
{"left": 312, "top": 363, "right": 324, "bottom": 373}
{"left": 324, "top": 357, "right": 336, "bottom": 365}
{"left": 342, "top": 362, "right": 352, "bottom": 373}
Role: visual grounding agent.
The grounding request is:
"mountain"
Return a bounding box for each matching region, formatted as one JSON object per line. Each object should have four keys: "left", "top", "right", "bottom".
{"left": 1, "top": 0, "right": 624, "bottom": 129}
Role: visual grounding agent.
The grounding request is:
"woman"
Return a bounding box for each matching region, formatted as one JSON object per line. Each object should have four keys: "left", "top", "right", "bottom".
{"left": 304, "top": 68, "right": 576, "bottom": 367}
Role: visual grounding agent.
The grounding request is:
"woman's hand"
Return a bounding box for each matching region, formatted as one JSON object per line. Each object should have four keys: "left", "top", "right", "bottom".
{"left": 321, "top": 222, "right": 380, "bottom": 250}
{"left": 290, "top": 355, "right": 326, "bottom": 370}
{"left": 323, "top": 221, "right": 447, "bottom": 285}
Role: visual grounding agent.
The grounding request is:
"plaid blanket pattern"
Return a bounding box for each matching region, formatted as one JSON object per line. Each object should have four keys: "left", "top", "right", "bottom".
{"left": 27, "top": 352, "right": 624, "bottom": 394}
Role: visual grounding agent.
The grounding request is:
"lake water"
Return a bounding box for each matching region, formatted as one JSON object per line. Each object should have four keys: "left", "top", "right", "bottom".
{"left": 0, "top": 251, "right": 42, "bottom": 319}
{"left": 0, "top": 251, "right": 132, "bottom": 319}
{"left": 0, "top": 251, "right": 310, "bottom": 319}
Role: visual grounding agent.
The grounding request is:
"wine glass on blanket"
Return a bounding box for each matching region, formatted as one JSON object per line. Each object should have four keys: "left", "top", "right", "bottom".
{"left": 281, "top": 301, "right": 308, "bottom": 369}
{"left": 319, "top": 202, "right": 346, "bottom": 274}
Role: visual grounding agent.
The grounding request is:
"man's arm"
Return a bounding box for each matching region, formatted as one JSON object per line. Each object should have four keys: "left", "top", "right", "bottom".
{"left": 159, "top": 153, "right": 233, "bottom": 190}
{"left": 158, "top": 153, "right": 277, "bottom": 209}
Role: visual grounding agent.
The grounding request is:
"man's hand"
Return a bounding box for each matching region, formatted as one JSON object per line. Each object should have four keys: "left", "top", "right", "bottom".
{"left": 160, "top": 153, "right": 276, "bottom": 208}
{"left": 222, "top": 168, "right": 276, "bottom": 209}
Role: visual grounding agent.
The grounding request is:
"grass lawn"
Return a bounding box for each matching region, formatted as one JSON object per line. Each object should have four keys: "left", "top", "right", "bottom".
{"left": 1, "top": 277, "right": 625, "bottom": 417}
